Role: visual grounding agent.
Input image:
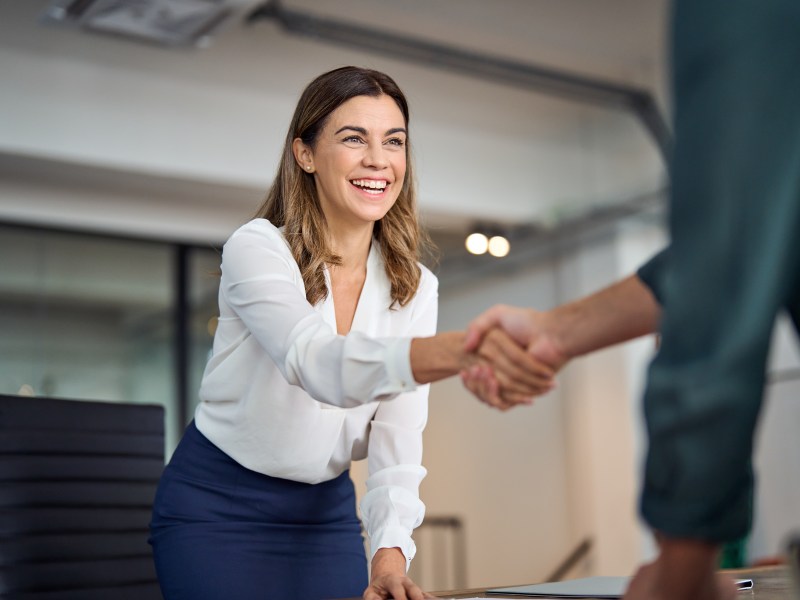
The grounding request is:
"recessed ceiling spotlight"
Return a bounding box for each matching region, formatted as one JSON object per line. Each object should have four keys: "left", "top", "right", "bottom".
{"left": 488, "top": 235, "right": 510, "bottom": 257}
{"left": 465, "top": 232, "right": 489, "bottom": 255}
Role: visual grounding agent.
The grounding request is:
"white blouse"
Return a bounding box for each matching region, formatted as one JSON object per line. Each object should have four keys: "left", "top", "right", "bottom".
{"left": 195, "top": 218, "right": 438, "bottom": 566}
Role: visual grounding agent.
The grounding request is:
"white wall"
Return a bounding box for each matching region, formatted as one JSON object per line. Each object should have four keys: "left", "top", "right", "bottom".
{"left": 556, "top": 238, "right": 642, "bottom": 577}
{"left": 422, "top": 262, "right": 571, "bottom": 587}
{"left": 750, "top": 317, "right": 800, "bottom": 561}
{"left": 401, "top": 218, "right": 800, "bottom": 588}
{"left": 384, "top": 220, "right": 667, "bottom": 588}
{"left": 0, "top": 1, "right": 666, "bottom": 239}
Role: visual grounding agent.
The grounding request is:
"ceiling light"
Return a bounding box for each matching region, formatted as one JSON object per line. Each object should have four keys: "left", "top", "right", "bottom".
{"left": 488, "top": 235, "right": 510, "bottom": 257}
{"left": 465, "top": 232, "right": 489, "bottom": 255}
{"left": 39, "top": 0, "right": 250, "bottom": 48}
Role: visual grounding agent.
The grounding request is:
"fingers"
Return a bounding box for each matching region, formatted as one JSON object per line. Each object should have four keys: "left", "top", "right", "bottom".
{"left": 460, "top": 365, "right": 503, "bottom": 409}
{"left": 714, "top": 574, "right": 737, "bottom": 600}
{"left": 464, "top": 305, "right": 508, "bottom": 352}
{"left": 464, "top": 330, "right": 555, "bottom": 407}
{"left": 460, "top": 365, "right": 528, "bottom": 411}
{"left": 462, "top": 309, "right": 560, "bottom": 410}
{"left": 478, "top": 329, "right": 555, "bottom": 394}
{"left": 363, "top": 574, "right": 428, "bottom": 600}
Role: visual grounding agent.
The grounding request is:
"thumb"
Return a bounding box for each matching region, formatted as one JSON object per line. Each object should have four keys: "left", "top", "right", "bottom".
{"left": 528, "top": 336, "right": 566, "bottom": 370}
{"left": 463, "top": 324, "right": 484, "bottom": 351}
{"left": 464, "top": 307, "right": 504, "bottom": 351}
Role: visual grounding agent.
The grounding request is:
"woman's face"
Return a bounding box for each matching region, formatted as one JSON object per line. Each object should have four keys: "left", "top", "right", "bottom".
{"left": 296, "top": 94, "right": 407, "bottom": 231}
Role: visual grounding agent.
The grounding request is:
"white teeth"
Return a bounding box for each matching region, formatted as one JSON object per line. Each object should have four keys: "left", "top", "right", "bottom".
{"left": 352, "top": 179, "right": 387, "bottom": 190}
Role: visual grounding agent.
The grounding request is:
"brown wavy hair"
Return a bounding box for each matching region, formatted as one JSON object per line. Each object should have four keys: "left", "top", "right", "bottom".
{"left": 254, "top": 66, "right": 431, "bottom": 308}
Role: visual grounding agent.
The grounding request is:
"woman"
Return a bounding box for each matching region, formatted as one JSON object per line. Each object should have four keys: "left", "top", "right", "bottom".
{"left": 149, "top": 66, "right": 552, "bottom": 600}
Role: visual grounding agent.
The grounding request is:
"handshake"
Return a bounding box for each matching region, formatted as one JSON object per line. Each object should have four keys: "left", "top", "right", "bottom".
{"left": 410, "top": 304, "right": 579, "bottom": 411}
{"left": 420, "top": 274, "right": 661, "bottom": 411}
{"left": 458, "top": 305, "right": 568, "bottom": 411}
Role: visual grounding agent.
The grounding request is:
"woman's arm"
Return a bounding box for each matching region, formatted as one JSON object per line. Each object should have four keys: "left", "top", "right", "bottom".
{"left": 410, "top": 330, "right": 555, "bottom": 405}
{"left": 220, "top": 222, "right": 423, "bottom": 408}
{"left": 220, "top": 221, "right": 553, "bottom": 410}
{"left": 361, "top": 269, "right": 436, "bottom": 600}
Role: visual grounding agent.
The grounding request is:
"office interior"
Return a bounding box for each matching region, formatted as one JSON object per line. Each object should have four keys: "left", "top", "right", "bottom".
{"left": 2, "top": 0, "right": 799, "bottom": 592}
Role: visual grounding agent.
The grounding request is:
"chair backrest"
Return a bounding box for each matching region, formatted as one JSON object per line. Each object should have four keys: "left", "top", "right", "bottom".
{"left": 0, "top": 394, "right": 165, "bottom": 599}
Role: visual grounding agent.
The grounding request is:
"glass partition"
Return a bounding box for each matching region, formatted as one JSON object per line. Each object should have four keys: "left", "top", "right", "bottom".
{"left": 187, "top": 246, "right": 223, "bottom": 420}
{"left": 0, "top": 224, "right": 221, "bottom": 456}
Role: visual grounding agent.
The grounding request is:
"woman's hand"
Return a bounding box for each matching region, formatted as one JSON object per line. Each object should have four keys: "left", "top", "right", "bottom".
{"left": 409, "top": 329, "right": 556, "bottom": 410}
{"left": 363, "top": 548, "right": 434, "bottom": 600}
{"left": 464, "top": 326, "right": 557, "bottom": 410}
{"left": 461, "top": 306, "right": 567, "bottom": 411}
{"left": 363, "top": 573, "right": 434, "bottom": 600}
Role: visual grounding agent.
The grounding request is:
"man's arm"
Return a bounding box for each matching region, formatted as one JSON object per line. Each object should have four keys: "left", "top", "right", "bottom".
{"left": 461, "top": 273, "right": 661, "bottom": 406}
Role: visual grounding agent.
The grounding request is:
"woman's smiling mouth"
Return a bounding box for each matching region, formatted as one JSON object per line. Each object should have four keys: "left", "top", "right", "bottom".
{"left": 350, "top": 179, "right": 388, "bottom": 195}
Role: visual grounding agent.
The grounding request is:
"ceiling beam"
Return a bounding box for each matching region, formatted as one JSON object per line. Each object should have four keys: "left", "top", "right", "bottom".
{"left": 247, "top": 0, "right": 672, "bottom": 161}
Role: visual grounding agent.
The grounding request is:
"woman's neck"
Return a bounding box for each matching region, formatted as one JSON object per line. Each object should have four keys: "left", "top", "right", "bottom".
{"left": 327, "top": 222, "right": 374, "bottom": 272}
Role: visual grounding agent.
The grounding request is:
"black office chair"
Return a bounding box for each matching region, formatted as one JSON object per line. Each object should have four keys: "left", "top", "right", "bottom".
{"left": 0, "top": 395, "right": 165, "bottom": 599}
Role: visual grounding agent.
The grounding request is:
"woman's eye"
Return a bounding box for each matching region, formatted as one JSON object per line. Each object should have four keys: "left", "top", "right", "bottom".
{"left": 343, "top": 136, "right": 364, "bottom": 143}
{"left": 386, "top": 138, "right": 405, "bottom": 147}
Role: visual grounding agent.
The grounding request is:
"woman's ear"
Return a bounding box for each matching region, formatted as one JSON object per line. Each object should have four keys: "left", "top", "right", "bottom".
{"left": 292, "top": 138, "right": 315, "bottom": 173}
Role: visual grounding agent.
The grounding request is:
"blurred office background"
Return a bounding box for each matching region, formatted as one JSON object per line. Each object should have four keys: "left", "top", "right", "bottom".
{"left": 1, "top": 0, "right": 799, "bottom": 591}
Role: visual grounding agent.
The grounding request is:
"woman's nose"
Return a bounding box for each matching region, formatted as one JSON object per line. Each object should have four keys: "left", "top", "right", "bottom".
{"left": 363, "top": 144, "right": 389, "bottom": 169}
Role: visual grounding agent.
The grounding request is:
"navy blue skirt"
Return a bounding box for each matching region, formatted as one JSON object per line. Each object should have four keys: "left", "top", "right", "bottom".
{"left": 149, "top": 421, "right": 368, "bottom": 600}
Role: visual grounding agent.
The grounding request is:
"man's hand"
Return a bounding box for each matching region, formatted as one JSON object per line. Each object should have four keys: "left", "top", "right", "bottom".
{"left": 410, "top": 330, "right": 555, "bottom": 410}
{"left": 623, "top": 536, "right": 736, "bottom": 600}
{"left": 462, "top": 305, "right": 567, "bottom": 409}
{"left": 460, "top": 276, "right": 661, "bottom": 410}
{"left": 464, "top": 326, "right": 557, "bottom": 410}
{"left": 363, "top": 548, "right": 434, "bottom": 600}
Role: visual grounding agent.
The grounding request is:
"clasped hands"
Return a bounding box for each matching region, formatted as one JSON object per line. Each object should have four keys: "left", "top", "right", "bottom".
{"left": 460, "top": 305, "right": 567, "bottom": 411}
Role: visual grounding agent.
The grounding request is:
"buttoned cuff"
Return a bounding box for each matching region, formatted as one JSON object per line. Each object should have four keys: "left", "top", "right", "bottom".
{"left": 369, "top": 525, "right": 417, "bottom": 571}
{"left": 384, "top": 337, "right": 416, "bottom": 393}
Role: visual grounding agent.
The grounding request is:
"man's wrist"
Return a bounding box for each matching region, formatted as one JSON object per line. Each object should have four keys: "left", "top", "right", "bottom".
{"left": 657, "top": 534, "right": 720, "bottom": 568}
{"left": 537, "top": 308, "right": 574, "bottom": 362}
{"left": 652, "top": 534, "right": 722, "bottom": 596}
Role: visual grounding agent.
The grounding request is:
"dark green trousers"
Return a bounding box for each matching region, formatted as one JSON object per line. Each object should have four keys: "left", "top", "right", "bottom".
{"left": 637, "top": 0, "right": 800, "bottom": 542}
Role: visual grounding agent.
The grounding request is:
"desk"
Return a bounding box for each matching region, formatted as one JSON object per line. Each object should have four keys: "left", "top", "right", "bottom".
{"left": 413, "top": 566, "right": 794, "bottom": 599}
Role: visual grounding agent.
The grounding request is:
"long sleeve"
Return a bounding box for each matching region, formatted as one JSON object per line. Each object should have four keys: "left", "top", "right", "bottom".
{"left": 214, "top": 219, "right": 416, "bottom": 409}
{"left": 360, "top": 269, "right": 438, "bottom": 568}
{"left": 196, "top": 218, "right": 436, "bottom": 485}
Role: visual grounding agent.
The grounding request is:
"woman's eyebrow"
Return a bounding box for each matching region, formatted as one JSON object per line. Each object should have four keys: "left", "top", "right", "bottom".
{"left": 335, "top": 125, "right": 367, "bottom": 135}
{"left": 334, "top": 126, "right": 407, "bottom": 136}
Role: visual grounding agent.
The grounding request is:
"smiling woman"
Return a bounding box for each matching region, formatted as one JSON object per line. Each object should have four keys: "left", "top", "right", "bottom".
{"left": 261, "top": 67, "right": 421, "bottom": 311}
{"left": 292, "top": 94, "right": 408, "bottom": 274}
{"left": 148, "top": 66, "right": 555, "bottom": 600}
